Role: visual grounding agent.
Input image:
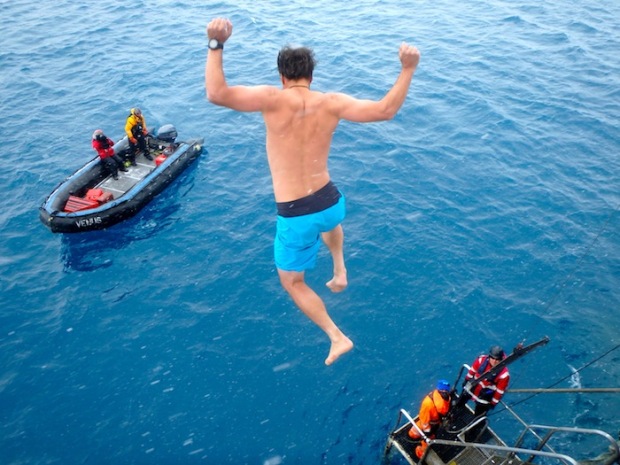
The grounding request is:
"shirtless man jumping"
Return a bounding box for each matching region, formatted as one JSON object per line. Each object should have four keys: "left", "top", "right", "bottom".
{"left": 205, "top": 17, "right": 420, "bottom": 365}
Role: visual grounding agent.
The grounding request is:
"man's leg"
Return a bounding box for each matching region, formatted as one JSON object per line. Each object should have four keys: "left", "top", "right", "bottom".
{"left": 127, "top": 142, "right": 138, "bottom": 166}
{"left": 102, "top": 157, "right": 119, "bottom": 179}
{"left": 321, "top": 225, "right": 347, "bottom": 292}
{"left": 113, "top": 154, "right": 128, "bottom": 172}
{"left": 138, "top": 135, "right": 153, "bottom": 160}
{"left": 278, "top": 269, "right": 353, "bottom": 365}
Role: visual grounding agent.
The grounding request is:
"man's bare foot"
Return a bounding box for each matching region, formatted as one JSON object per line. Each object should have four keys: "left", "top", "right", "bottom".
{"left": 325, "top": 336, "right": 354, "bottom": 365}
{"left": 326, "top": 272, "right": 347, "bottom": 293}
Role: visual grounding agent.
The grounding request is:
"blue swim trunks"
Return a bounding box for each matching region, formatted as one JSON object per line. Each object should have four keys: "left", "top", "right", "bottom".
{"left": 274, "top": 181, "right": 346, "bottom": 272}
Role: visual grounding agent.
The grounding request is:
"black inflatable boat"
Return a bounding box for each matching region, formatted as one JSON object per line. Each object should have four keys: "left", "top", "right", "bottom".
{"left": 39, "top": 124, "right": 204, "bottom": 233}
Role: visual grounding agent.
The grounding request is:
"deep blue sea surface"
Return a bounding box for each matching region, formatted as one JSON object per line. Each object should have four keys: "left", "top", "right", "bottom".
{"left": 1, "top": 0, "right": 619, "bottom": 464}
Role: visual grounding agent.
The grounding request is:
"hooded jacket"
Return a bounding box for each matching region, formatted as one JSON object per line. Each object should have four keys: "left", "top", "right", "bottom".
{"left": 125, "top": 109, "right": 148, "bottom": 140}
{"left": 92, "top": 136, "right": 115, "bottom": 159}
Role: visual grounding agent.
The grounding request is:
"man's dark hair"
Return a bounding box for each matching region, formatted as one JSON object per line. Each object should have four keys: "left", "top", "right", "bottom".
{"left": 277, "top": 46, "right": 315, "bottom": 80}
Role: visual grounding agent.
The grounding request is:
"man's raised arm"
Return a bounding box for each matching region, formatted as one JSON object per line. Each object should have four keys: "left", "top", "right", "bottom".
{"left": 334, "top": 42, "right": 420, "bottom": 123}
{"left": 205, "top": 17, "right": 275, "bottom": 113}
{"left": 205, "top": 18, "right": 235, "bottom": 106}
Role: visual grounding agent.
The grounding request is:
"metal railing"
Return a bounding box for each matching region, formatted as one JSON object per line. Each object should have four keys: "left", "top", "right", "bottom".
{"left": 423, "top": 437, "right": 581, "bottom": 465}
{"left": 514, "top": 424, "right": 619, "bottom": 464}
{"left": 420, "top": 402, "right": 620, "bottom": 465}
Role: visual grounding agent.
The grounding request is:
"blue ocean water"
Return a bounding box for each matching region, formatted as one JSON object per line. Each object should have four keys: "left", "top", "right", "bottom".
{"left": 1, "top": 0, "right": 619, "bottom": 463}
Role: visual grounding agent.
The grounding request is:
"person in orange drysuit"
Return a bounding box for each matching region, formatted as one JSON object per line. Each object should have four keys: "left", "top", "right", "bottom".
{"left": 408, "top": 380, "right": 452, "bottom": 459}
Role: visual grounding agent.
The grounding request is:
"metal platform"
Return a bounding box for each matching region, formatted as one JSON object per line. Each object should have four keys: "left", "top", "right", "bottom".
{"left": 385, "top": 346, "right": 619, "bottom": 465}
{"left": 384, "top": 403, "right": 619, "bottom": 465}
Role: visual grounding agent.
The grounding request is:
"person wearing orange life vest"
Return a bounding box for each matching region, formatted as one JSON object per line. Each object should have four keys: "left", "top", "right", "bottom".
{"left": 408, "top": 380, "right": 452, "bottom": 459}
{"left": 457, "top": 345, "right": 510, "bottom": 416}
{"left": 91, "top": 129, "right": 128, "bottom": 180}
{"left": 124, "top": 107, "right": 153, "bottom": 164}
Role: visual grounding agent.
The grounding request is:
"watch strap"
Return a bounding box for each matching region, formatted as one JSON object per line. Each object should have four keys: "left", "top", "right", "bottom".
{"left": 208, "top": 39, "right": 224, "bottom": 50}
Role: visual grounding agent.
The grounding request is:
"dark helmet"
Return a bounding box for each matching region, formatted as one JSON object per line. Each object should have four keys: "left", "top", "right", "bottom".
{"left": 489, "top": 345, "right": 505, "bottom": 360}
{"left": 436, "top": 379, "right": 451, "bottom": 392}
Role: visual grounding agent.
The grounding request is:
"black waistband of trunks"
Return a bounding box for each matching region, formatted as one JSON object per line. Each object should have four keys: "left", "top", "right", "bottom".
{"left": 276, "top": 181, "right": 341, "bottom": 217}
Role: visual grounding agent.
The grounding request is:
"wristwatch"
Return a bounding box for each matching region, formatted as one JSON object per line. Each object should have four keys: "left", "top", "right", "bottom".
{"left": 208, "top": 38, "right": 224, "bottom": 50}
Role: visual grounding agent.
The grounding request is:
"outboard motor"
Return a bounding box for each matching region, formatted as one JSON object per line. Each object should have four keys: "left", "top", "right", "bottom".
{"left": 157, "top": 124, "right": 178, "bottom": 143}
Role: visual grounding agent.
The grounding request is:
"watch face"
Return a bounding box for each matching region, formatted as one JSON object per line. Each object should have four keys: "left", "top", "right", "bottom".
{"left": 209, "top": 39, "right": 220, "bottom": 50}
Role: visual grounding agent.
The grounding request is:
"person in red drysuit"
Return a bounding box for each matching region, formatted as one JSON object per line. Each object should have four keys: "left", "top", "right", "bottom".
{"left": 92, "top": 129, "right": 127, "bottom": 179}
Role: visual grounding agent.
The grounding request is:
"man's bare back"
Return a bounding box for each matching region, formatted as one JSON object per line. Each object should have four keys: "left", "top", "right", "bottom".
{"left": 263, "top": 88, "right": 340, "bottom": 202}
{"left": 205, "top": 17, "right": 420, "bottom": 365}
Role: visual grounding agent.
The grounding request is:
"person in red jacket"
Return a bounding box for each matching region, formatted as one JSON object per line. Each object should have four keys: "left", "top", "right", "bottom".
{"left": 457, "top": 345, "right": 510, "bottom": 416}
{"left": 408, "top": 380, "right": 452, "bottom": 459}
{"left": 92, "top": 129, "right": 128, "bottom": 179}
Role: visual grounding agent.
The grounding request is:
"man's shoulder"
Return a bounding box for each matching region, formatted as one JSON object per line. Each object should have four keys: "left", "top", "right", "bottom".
{"left": 321, "top": 91, "right": 349, "bottom": 101}
{"left": 248, "top": 85, "right": 283, "bottom": 106}
{"left": 253, "top": 84, "right": 281, "bottom": 94}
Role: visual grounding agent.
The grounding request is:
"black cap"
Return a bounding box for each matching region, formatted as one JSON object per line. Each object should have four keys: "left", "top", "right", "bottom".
{"left": 489, "top": 345, "right": 504, "bottom": 359}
